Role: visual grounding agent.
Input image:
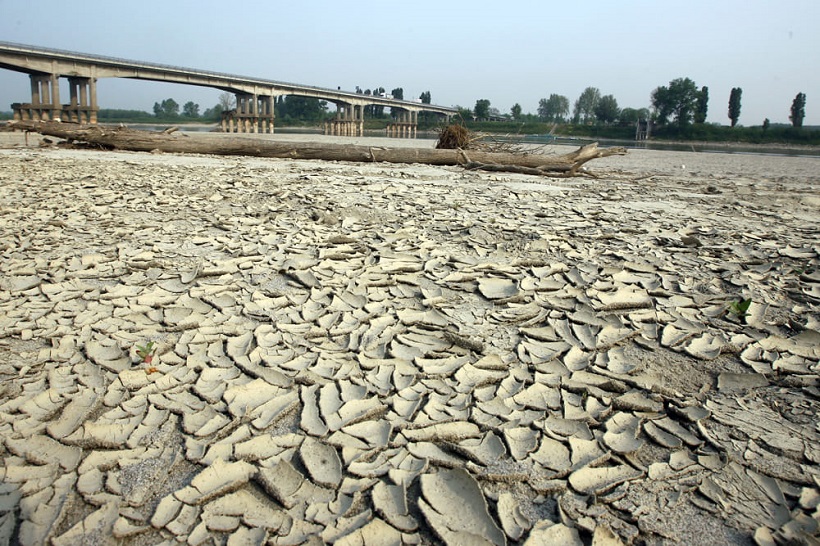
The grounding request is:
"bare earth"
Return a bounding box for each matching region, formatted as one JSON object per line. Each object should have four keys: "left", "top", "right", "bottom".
{"left": 0, "top": 131, "right": 818, "bottom": 545}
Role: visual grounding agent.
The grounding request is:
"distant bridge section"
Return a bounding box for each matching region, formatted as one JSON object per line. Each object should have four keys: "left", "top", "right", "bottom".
{"left": 0, "top": 41, "right": 457, "bottom": 136}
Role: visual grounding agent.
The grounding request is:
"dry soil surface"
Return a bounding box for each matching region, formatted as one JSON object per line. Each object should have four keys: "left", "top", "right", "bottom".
{"left": 0, "top": 132, "right": 818, "bottom": 545}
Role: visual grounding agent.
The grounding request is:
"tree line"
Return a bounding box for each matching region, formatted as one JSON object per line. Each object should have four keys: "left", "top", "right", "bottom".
{"left": 461, "top": 78, "right": 807, "bottom": 131}
{"left": 94, "top": 80, "right": 811, "bottom": 141}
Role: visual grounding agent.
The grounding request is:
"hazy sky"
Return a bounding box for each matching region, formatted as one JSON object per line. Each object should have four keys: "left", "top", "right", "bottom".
{"left": 1, "top": 0, "right": 817, "bottom": 125}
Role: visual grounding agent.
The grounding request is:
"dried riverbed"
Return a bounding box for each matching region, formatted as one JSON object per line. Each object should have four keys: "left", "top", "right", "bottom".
{"left": 0, "top": 134, "right": 818, "bottom": 545}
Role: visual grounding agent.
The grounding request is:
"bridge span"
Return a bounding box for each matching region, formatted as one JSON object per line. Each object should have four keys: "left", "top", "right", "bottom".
{"left": 0, "top": 41, "right": 457, "bottom": 137}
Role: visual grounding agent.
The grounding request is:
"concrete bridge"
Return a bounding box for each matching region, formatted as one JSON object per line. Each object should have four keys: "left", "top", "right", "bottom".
{"left": 0, "top": 41, "right": 457, "bottom": 137}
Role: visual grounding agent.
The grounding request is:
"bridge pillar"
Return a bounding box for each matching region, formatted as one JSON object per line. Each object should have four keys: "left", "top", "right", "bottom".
{"left": 386, "top": 109, "right": 417, "bottom": 138}
{"left": 323, "top": 103, "right": 364, "bottom": 137}
{"left": 221, "top": 93, "right": 274, "bottom": 133}
{"left": 15, "top": 74, "right": 62, "bottom": 122}
{"left": 64, "top": 77, "right": 98, "bottom": 124}
{"left": 259, "top": 95, "right": 274, "bottom": 134}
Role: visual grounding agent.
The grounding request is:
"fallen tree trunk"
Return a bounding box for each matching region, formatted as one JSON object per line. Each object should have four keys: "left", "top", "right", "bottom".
{"left": 9, "top": 120, "right": 626, "bottom": 176}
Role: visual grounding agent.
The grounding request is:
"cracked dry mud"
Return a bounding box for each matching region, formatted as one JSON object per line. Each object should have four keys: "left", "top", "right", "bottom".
{"left": 0, "top": 135, "right": 818, "bottom": 545}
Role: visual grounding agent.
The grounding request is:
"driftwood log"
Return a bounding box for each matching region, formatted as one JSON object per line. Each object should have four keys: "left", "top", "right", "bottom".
{"left": 9, "top": 120, "right": 626, "bottom": 177}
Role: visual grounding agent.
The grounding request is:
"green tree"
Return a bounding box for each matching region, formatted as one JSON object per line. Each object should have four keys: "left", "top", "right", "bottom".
{"left": 594, "top": 94, "right": 619, "bottom": 124}
{"left": 790, "top": 92, "right": 806, "bottom": 128}
{"left": 182, "top": 101, "right": 200, "bottom": 118}
{"left": 762, "top": 118, "right": 770, "bottom": 131}
{"left": 202, "top": 104, "right": 224, "bottom": 120}
{"left": 391, "top": 87, "right": 404, "bottom": 100}
{"left": 537, "top": 94, "right": 569, "bottom": 122}
{"left": 728, "top": 87, "right": 742, "bottom": 127}
{"left": 418, "top": 91, "right": 433, "bottom": 122}
{"left": 278, "top": 95, "right": 328, "bottom": 121}
{"left": 694, "top": 86, "right": 709, "bottom": 124}
{"left": 650, "top": 86, "right": 671, "bottom": 124}
{"left": 510, "top": 103, "right": 522, "bottom": 120}
{"left": 474, "top": 99, "right": 491, "bottom": 120}
{"left": 573, "top": 87, "right": 600, "bottom": 123}
{"left": 651, "top": 77, "right": 699, "bottom": 127}
{"left": 456, "top": 106, "right": 473, "bottom": 120}
{"left": 153, "top": 98, "right": 179, "bottom": 117}
{"left": 372, "top": 87, "right": 386, "bottom": 117}
{"left": 618, "top": 107, "right": 650, "bottom": 125}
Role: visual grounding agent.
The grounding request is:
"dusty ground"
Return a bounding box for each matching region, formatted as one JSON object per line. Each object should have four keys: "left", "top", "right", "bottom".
{"left": 0, "top": 131, "right": 818, "bottom": 545}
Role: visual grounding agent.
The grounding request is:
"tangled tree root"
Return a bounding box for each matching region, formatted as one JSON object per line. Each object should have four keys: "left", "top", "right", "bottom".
{"left": 436, "top": 124, "right": 480, "bottom": 150}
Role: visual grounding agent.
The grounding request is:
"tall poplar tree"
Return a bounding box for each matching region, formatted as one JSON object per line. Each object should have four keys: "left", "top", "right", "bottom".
{"left": 728, "top": 87, "right": 742, "bottom": 127}
{"left": 694, "top": 86, "right": 709, "bottom": 124}
{"left": 790, "top": 92, "right": 806, "bottom": 128}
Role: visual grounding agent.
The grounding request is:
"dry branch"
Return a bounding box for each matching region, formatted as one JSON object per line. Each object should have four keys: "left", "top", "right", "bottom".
{"left": 9, "top": 120, "right": 626, "bottom": 176}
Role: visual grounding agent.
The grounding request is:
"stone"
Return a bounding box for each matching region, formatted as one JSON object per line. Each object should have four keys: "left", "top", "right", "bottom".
{"left": 453, "top": 432, "right": 507, "bottom": 466}
{"left": 300, "top": 436, "right": 343, "bottom": 488}
{"left": 478, "top": 277, "right": 519, "bottom": 300}
{"left": 524, "top": 520, "right": 584, "bottom": 546}
{"left": 203, "top": 489, "right": 289, "bottom": 531}
{"left": 531, "top": 436, "right": 571, "bottom": 473}
{"left": 504, "top": 427, "right": 540, "bottom": 461}
{"left": 401, "top": 422, "right": 481, "bottom": 443}
{"left": 226, "top": 526, "right": 268, "bottom": 545}
{"left": 151, "top": 494, "right": 183, "bottom": 528}
{"left": 165, "top": 503, "right": 201, "bottom": 536}
{"left": 717, "top": 372, "right": 769, "bottom": 391}
{"left": 568, "top": 464, "right": 644, "bottom": 495}
{"left": 176, "top": 458, "right": 257, "bottom": 505}
{"left": 497, "top": 492, "right": 531, "bottom": 540}
{"left": 613, "top": 391, "right": 663, "bottom": 413}
{"left": 419, "top": 468, "right": 505, "bottom": 546}
{"left": 602, "top": 412, "right": 645, "bottom": 454}
{"left": 85, "top": 339, "right": 131, "bottom": 372}
{"left": 5, "top": 434, "right": 82, "bottom": 471}
{"left": 50, "top": 503, "right": 119, "bottom": 546}
{"left": 372, "top": 480, "right": 418, "bottom": 533}
{"left": 255, "top": 459, "right": 306, "bottom": 509}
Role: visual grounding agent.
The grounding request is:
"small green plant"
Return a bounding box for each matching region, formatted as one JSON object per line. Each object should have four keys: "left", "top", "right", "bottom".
{"left": 726, "top": 298, "right": 752, "bottom": 323}
{"left": 136, "top": 341, "right": 156, "bottom": 364}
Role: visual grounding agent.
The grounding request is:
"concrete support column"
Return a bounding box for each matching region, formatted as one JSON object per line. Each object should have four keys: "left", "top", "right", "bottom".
{"left": 252, "top": 94, "right": 259, "bottom": 133}
{"left": 66, "top": 77, "right": 95, "bottom": 123}
{"left": 30, "top": 76, "right": 41, "bottom": 106}
{"left": 30, "top": 75, "right": 45, "bottom": 120}
{"left": 51, "top": 74, "right": 61, "bottom": 121}
{"left": 68, "top": 79, "right": 79, "bottom": 122}
{"left": 89, "top": 78, "right": 98, "bottom": 123}
{"left": 234, "top": 94, "right": 242, "bottom": 133}
{"left": 28, "top": 74, "right": 64, "bottom": 121}
{"left": 77, "top": 79, "right": 87, "bottom": 123}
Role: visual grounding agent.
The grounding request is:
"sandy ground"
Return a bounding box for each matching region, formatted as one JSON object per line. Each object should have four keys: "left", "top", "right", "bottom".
{"left": 0, "top": 130, "right": 818, "bottom": 545}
